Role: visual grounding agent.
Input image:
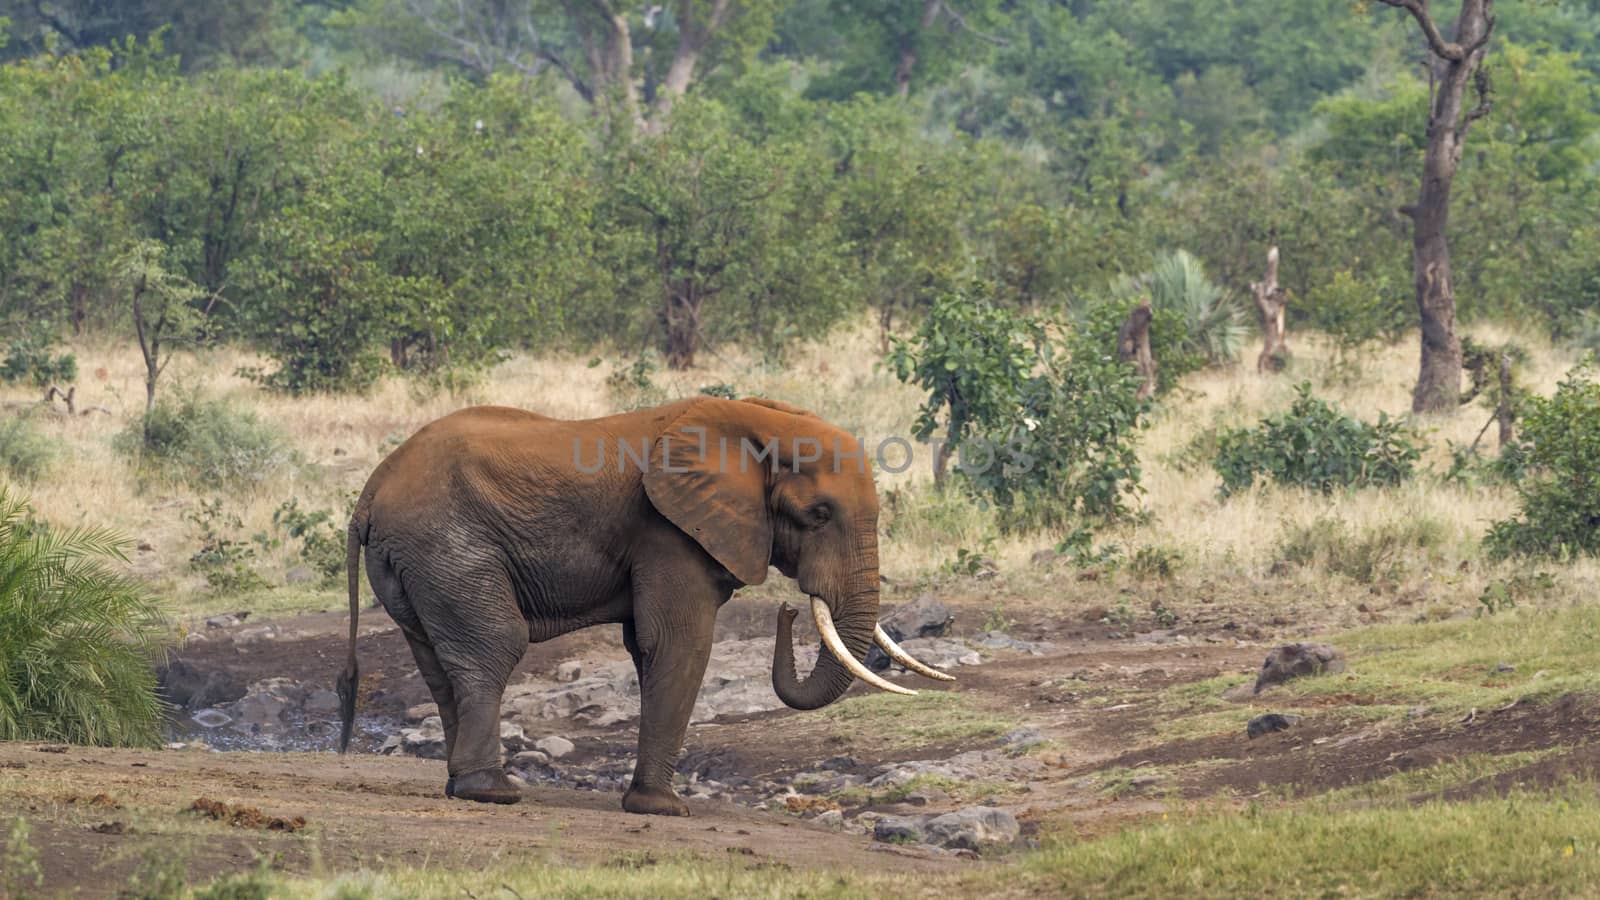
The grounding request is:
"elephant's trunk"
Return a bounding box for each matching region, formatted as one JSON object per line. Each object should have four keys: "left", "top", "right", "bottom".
{"left": 772, "top": 536, "right": 880, "bottom": 711}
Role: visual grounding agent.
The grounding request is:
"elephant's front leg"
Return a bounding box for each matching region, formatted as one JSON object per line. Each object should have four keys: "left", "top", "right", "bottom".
{"left": 622, "top": 597, "right": 717, "bottom": 816}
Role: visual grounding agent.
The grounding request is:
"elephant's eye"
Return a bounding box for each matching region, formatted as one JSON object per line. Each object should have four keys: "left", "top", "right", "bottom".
{"left": 809, "top": 503, "right": 832, "bottom": 526}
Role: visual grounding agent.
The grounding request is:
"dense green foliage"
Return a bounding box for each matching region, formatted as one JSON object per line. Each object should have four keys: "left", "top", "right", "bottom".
{"left": 1486, "top": 365, "right": 1600, "bottom": 559}
{"left": 0, "top": 413, "right": 57, "bottom": 481}
{"left": 0, "top": 3, "right": 1598, "bottom": 389}
{"left": 890, "top": 289, "right": 1150, "bottom": 532}
{"left": 1213, "top": 384, "right": 1424, "bottom": 497}
{"left": 0, "top": 487, "right": 168, "bottom": 746}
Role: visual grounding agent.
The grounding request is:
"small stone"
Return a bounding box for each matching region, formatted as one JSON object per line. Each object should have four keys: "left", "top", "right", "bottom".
{"left": 815, "top": 809, "right": 844, "bottom": 829}
{"left": 1494, "top": 662, "right": 1516, "bottom": 674}
{"left": 137, "top": 541, "right": 155, "bottom": 552}
{"left": 534, "top": 736, "right": 575, "bottom": 759}
{"left": 405, "top": 703, "right": 439, "bottom": 723}
{"left": 510, "top": 750, "right": 551, "bottom": 769}
{"left": 903, "top": 786, "right": 948, "bottom": 807}
{"left": 958, "top": 652, "right": 982, "bottom": 666}
{"left": 1000, "top": 727, "right": 1045, "bottom": 750}
{"left": 190, "top": 708, "right": 232, "bottom": 729}
{"left": 1247, "top": 713, "right": 1299, "bottom": 739}
{"left": 820, "top": 755, "right": 858, "bottom": 772}
{"left": 499, "top": 722, "right": 528, "bottom": 752}
{"left": 555, "top": 661, "right": 583, "bottom": 683}
{"left": 205, "top": 612, "right": 249, "bottom": 630}
{"left": 873, "top": 815, "right": 925, "bottom": 844}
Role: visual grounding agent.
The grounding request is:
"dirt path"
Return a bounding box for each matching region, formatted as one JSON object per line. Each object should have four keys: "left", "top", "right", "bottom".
{"left": 0, "top": 742, "right": 957, "bottom": 898}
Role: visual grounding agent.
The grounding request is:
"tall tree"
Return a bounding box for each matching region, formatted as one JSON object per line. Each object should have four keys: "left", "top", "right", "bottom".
{"left": 1375, "top": 0, "right": 1495, "bottom": 413}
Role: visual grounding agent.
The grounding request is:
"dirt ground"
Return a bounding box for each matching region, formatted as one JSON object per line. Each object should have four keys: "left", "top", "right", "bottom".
{"left": 5, "top": 595, "right": 1597, "bottom": 898}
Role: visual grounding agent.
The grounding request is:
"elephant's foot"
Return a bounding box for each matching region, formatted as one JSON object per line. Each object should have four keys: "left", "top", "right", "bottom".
{"left": 622, "top": 783, "right": 689, "bottom": 817}
{"left": 446, "top": 767, "right": 522, "bottom": 804}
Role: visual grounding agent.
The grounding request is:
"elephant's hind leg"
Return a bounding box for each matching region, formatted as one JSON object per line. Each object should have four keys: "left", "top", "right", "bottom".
{"left": 400, "top": 629, "right": 461, "bottom": 795}
{"left": 417, "top": 570, "right": 527, "bottom": 805}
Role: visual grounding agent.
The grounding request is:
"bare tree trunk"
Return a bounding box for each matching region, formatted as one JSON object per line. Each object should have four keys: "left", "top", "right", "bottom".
{"left": 44, "top": 385, "right": 75, "bottom": 415}
{"left": 1117, "top": 301, "right": 1156, "bottom": 400}
{"left": 1495, "top": 351, "right": 1515, "bottom": 447}
{"left": 130, "top": 277, "right": 161, "bottom": 419}
{"left": 1379, "top": 0, "right": 1495, "bottom": 414}
{"left": 1252, "top": 245, "right": 1289, "bottom": 373}
{"left": 894, "top": 0, "right": 943, "bottom": 98}
{"left": 663, "top": 284, "right": 700, "bottom": 369}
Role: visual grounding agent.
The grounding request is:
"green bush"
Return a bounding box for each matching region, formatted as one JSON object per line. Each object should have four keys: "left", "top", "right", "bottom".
{"left": 1485, "top": 365, "right": 1600, "bottom": 559}
{"left": 0, "top": 324, "right": 77, "bottom": 388}
{"left": 1077, "top": 296, "right": 1204, "bottom": 395}
{"left": 1213, "top": 384, "right": 1423, "bottom": 497}
{"left": 185, "top": 498, "right": 270, "bottom": 594}
{"left": 268, "top": 497, "right": 345, "bottom": 586}
{"left": 0, "top": 486, "right": 168, "bottom": 746}
{"left": 116, "top": 392, "right": 292, "bottom": 488}
{"left": 1108, "top": 249, "right": 1247, "bottom": 367}
{"left": 0, "top": 414, "right": 58, "bottom": 481}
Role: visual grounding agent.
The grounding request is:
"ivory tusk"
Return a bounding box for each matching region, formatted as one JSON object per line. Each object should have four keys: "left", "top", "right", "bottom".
{"left": 874, "top": 624, "right": 956, "bottom": 682}
{"left": 811, "top": 597, "right": 916, "bottom": 696}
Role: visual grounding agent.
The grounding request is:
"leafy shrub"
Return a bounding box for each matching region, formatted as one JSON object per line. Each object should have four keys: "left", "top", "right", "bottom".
{"left": 185, "top": 499, "right": 270, "bottom": 593}
{"left": 1077, "top": 296, "right": 1204, "bottom": 395}
{"left": 1109, "top": 249, "right": 1247, "bottom": 366}
{"left": 116, "top": 392, "right": 292, "bottom": 488}
{"left": 1213, "top": 384, "right": 1423, "bottom": 497}
{"left": 0, "top": 324, "right": 77, "bottom": 388}
{"left": 0, "top": 487, "right": 168, "bottom": 746}
{"left": 968, "top": 336, "right": 1150, "bottom": 531}
{"left": 0, "top": 414, "right": 58, "bottom": 482}
{"left": 889, "top": 284, "right": 1042, "bottom": 486}
{"left": 267, "top": 497, "right": 345, "bottom": 586}
{"left": 891, "top": 284, "right": 1151, "bottom": 532}
{"left": 1129, "top": 545, "right": 1184, "bottom": 581}
{"left": 1485, "top": 365, "right": 1600, "bottom": 559}
{"left": 1302, "top": 269, "right": 1409, "bottom": 355}
{"left": 604, "top": 353, "right": 666, "bottom": 411}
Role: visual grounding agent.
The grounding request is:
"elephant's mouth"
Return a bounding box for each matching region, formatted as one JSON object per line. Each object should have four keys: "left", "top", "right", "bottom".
{"left": 807, "top": 596, "right": 954, "bottom": 695}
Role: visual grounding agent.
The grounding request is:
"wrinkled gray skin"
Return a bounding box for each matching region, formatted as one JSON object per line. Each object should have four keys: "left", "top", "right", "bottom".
{"left": 337, "top": 397, "right": 882, "bottom": 816}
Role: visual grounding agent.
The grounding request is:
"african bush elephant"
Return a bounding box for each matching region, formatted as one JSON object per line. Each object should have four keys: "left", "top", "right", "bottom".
{"left": 336, "top": 396, "right": 951, "bottom": 816}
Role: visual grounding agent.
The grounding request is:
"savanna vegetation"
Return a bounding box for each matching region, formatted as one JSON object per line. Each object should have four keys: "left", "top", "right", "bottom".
{"left": 5, "top": 0, "right": 1600, "bottom": 896}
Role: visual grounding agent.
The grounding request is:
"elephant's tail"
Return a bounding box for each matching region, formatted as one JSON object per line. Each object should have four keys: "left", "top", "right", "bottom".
{"left": 336, "top": 501, "right": 369, "bottom": 754}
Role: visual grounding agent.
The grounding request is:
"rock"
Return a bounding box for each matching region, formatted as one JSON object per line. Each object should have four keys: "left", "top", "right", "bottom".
{"left": 815, "top": 809, "right": 844, "bottom": 829}
{"left": 903, "top": 786, "right": 949, "bottom": 807}
{"left": 1000, "top": 727, "right": 1046, "bottom": 751}
{"left": 284, "top": 565, "right": 316, "bottom": 585}
{"left": 158, "top": 659, "right": 246, "bottom": 711}
{"left": 499, "top": 722, "right": 528, "bottom": 752}
{"left": 228, "top": 678, "right": 309, "bottom": 736}
{"left": 1254, "top": 642, "right": 1346, "bottom": 693}
{"left": 401, "top": 716, "right": 448, "bottom": 759}
{"left": 232, "top": 625, "right": 280, "bottom": 646}
{"left": 137, "top": 541, "right": 155, "bottom": 552}
{"left": 1246, "top": 713, "right": 1299, "bottom": 739}
{"left": 205, "top": 612, "right": 250, "bottom": 629}
{"left": 958, "top": 652, "right": 982, "bottom": 667}
{"left": 378, "top": 734, "right": 402, "bottom": 754}
{"left": 867, "top": 596, "right": 954, "bottom": 671}
{"left": 1494, "top": 662, "right": 1516, "bottom": 674}
{"left": 405, "top": 703, "right": 439, "bottom": 723}
{"left": 924, "top": 807, "right": 1020, "bottom": 851}
{"left": 555, "top": 661, "right": 583, "bottom": 683}
{"left": 534, "top": 736, "right": 575, "bottom": 759}
{"left": 191, "top": 708, "right": 232, "bottom": 729}
{"left": 509, "top": 750, "right": 551, "bottom": 770}
{"left": 820, "top": 756, "right": 857, "bottom": 772}
{"left": 873, "top": 815, "right": 925, "bottom": 844}
{"left": 303, "top": 690, "right": 341, "bottom": 717}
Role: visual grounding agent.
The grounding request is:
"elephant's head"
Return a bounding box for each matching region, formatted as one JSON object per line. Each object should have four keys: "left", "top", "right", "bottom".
{"left": 644, "top": 397, "right": 950, "bottom": 711}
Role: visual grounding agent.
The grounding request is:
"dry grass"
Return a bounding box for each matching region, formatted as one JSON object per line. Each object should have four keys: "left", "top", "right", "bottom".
{"left": 3, "top": 319, "right": 1594, "bottom": 624}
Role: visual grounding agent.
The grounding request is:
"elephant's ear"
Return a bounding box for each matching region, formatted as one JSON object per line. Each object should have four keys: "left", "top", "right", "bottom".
{"left": 644, "top": 402, "right": 772, "bottom": 586}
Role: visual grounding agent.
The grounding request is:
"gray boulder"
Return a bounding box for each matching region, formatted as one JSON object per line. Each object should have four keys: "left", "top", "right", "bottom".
{"left": 1255, "top": 642, "right": 1346, "bottom": 693}
{"left": 867, "top": 595, "right": 954, "bottom": 672}
{"left": 873, "top": 815, "right": 925, "bottom": 844}
{"left": 534, "top": 735, "right": 576, "bottom": 759}
{"left": 924, "top": 806, "right": 1020, "bottom": 850}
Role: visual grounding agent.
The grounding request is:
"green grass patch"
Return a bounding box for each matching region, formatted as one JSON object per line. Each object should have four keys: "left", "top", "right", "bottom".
{"left": 827, "top": 773, "right": 1022, "bottom": 808}
{"left": 1019, "top": 787, "right": 1600, "bottom": 897}
{"left": 817, "top": 691, "right": 1015, "bottom": 751}
{"left": 195, "top": 853, "right": 912, "bottom": 899}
